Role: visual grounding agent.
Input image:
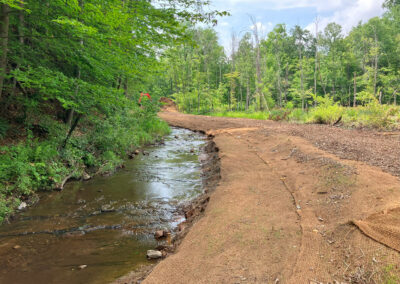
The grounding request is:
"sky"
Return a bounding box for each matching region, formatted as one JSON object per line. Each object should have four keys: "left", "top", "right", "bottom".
{"left": 209, "top": 0, "right": 386, "bottom": 53}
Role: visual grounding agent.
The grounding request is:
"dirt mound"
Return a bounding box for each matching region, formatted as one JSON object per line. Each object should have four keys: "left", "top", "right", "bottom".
{"left": 354, "top": 208, "right": 400, "bottom": 252}
{"left": 159, "top": 97, "right": 177, "bottom": 112}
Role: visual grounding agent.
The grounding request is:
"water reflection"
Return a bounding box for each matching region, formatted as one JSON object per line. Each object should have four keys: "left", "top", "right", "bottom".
{"left": 0, "top": 128, "right": 205, "bottom": 284}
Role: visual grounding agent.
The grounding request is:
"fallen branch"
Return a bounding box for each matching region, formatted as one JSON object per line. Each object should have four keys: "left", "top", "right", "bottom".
{"left": 54, "top": 174, "right": 72, "bottom": 191}
{"left": 333, "top": 115, "right": 342, "bottom": 126}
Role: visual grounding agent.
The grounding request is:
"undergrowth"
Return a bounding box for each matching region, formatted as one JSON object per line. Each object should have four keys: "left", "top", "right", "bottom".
{"left": 0, "top": 102, "right": 170, "bottom": 223}
{"left": 207, "top": 101, "right": 400, "bottom": 130}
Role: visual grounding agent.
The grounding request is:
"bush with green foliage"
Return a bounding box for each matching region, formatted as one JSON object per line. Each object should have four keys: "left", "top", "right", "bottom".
{"left": 268, "top": 109, "right": 289, "bottom": 121}
{"left": 207, "top": 97, "right": 400, "bottom": 130}
{"left": 343, "top": 104, "right": 400, "bottom": 129}
{"left": 307, "top": 97, "right": 344, "bottom": 125}
{"left": 0, "top": 102, "right": 169, "bottom": 223}
{"left": 288, "top": 109, "right": 309, "bottom": 122}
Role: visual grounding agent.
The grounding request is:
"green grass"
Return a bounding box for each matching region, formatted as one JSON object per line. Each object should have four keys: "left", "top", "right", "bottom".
{"left": 383, "top": 264, "right": 400, "bottom": 284}
{"left": 211, "top": 111, "right": 270, "bottom": 120}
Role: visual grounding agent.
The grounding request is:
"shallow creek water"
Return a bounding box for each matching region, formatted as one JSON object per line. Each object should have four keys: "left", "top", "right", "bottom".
{"left": 0, "top": 128, "right": 206, "bottom": 284}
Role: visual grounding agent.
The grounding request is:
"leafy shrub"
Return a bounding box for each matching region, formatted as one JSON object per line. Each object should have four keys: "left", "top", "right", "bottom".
{"left": 285, "top": 101, "right": 294, "bottom": 110}
{"left": 308, "top": 96, "right": 344, "bottom": 125}
{"left": 308, "top": 104, "right": 343, "bottom": 124}
{"left": 268, "top": 109, "right": 289, "bottom": 121}
{"left": 288, "top": 109, "right": 309, "bottom": 122}
{"left": 342, "top": 103, "right": 400, "bottom": 129}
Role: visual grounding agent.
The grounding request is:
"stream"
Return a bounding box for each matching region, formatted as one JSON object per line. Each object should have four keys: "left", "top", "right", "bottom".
{"left": 0, "top": 127, "right": 206, "bottom": 284}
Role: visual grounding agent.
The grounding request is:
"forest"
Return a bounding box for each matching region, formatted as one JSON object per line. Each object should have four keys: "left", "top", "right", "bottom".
{"left": 163, "top": 0, "right": 400, "bottom": 128}
{"left": 0, "top": 0, "right": 226, "bottom": 221}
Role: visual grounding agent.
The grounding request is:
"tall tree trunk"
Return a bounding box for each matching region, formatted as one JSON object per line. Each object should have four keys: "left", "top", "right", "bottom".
{"left": 373, "top": 27, "right": 379, "bottom": 96}
{"left": 394, "top": 90, "right": 397, "bottom": 106}
{"left": 197, "top": 82, "right": 200, "bottom": 113}
{"left": 67, "top": 1, "right": 84, "bottom": 126}
{"left": 219, "top": 63, "right": 222, "bottom": 84}
{"left": 317, "top": 59, "right": 327, "bottom": 96}
{"left": 275, "top": 54, "right": 282, "bottom": 107}
{"left": 284, "top": 64, "right": 288, "bottom": 103}
{"left": 255, "top": 42, "right": 265, "bottom": 111}
{"left": 240, "top": 77, "right": 243, "bottom": 111}
{"left": 348, "top": 84, "right": 351, "bottom": 106}
{"left": 0, "top": 4, "right": 10, "bottom": 100}
{"left": 353, "top": 72, "right": 357, "bottom": 107}
{"left": 123, "top": 77, "right": 128, "bottom": 95}
{"left": 246, "top": 80, "right": 250, "bottom": 110}
{"left": 12, "top": 3, "right": 25, "bottom": 96}
{"left": 62, "top": 114, "right": 82, "bottom": 149}
{"left": 300, "top": 50, "right": 304, "bottom": 111}
{"left": 251, "top": 17, "right": 268, "bottom": 111}
{"left": 276, "top": 70, "right": 282, "bottom": 107}
{"left": 231, "top": 32, "right": 236, "bottom": 71}
{"left": 314, "top": 18, "right": 319, "bottom": 99}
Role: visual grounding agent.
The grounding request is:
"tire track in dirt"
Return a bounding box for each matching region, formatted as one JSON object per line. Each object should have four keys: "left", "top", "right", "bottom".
{"left": 224, "top": 129, "right": 304, "bottom": 281}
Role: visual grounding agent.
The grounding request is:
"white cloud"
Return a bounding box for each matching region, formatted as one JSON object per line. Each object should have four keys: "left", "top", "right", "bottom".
{"left": 305, "top": 0, "right": 384, "bottom": 34}
{"left": 212, "top": 0, "right": 351, "bottom": 12}
{"left": 211, "top": 0, "right": 385, "bottom": 51}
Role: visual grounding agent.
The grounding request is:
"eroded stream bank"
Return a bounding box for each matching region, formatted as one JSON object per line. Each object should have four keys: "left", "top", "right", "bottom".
{"left": 0, "top": 128, "right": 219, "bottom": 284}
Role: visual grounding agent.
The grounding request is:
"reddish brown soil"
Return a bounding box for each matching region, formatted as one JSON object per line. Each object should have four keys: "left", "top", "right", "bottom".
{"left": 123, "top": 112, "right": 400, "bottom": 283}
{"left": 159, "top": 97, "right": 177, "bottom": 112}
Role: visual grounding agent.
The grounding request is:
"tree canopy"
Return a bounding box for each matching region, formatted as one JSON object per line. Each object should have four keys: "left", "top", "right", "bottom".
{"left": 163, "top": 3, "right": 400, "bottom": 113}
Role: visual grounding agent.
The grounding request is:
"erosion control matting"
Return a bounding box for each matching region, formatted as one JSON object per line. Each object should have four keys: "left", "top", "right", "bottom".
{"left": 354, "top": 207, "right": 400, "bottom": 252}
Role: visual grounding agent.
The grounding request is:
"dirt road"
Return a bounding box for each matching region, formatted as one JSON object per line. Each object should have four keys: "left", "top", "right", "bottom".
{"left": 141, "top": 112, "right": 400, "bottom": 283}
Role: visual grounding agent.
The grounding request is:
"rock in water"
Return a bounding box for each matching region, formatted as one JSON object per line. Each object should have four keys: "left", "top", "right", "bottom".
{"left": 101, "top": 204, "right": 115, "bottom": 212}
{"left": 82, "top": 172, "right": 91, "bottom": 181}
{"left": 154, "top": 230, "right": 165, "bottom": 239}
{"left": 147, "top": 250, "right": 162, "bottom": 259}
{"left": 18, "top": 202, "right": 27, "bottom": 210}
{"left": 78, "top": 265, "right": 87, "bottom": 270}
{"left": 198, "top": 153, "right": 208, "bottom": 162}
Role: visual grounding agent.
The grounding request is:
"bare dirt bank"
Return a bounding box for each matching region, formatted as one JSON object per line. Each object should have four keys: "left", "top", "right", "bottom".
{"left": 126, "top": 112, "right": 400, "bottom": 283}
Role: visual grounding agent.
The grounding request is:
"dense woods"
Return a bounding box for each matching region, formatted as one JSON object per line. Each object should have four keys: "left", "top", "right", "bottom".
{"left": 163, "top": 1, "right": 400, "bottom": 127}
{"left": 0, "top": 0, "right": 226, "bottom": 221}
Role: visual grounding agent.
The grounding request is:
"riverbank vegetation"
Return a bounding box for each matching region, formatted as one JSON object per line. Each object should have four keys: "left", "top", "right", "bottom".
{"left": 0, "top": 0, "right": 226, "bottom": 221}
{"left": 161, "top": 1, "right": 400, "bottom": 129}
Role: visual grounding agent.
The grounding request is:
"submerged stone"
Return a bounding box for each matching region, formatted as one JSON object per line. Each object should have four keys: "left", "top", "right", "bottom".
{"left": 147, "top": 250, "right": 162, "bottom": 259}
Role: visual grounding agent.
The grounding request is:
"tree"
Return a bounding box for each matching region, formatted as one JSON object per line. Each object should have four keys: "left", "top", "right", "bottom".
{"left": 236, "top": 33, "right": 255, "bottom": 110}
{"left": 251, "top": 17, "right": 268, "bottom": 111}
